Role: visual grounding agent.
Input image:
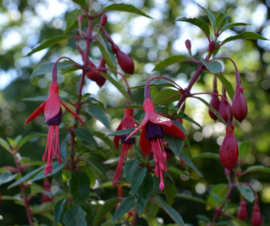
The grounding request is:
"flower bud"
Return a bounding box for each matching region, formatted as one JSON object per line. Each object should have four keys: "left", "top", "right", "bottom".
{"left": 100, "top": 14, "right": 107, "bottom": 26}
{"left": 218, "top": 95, "right": 230, "bottom": 122}
{"left": 87, "top": 61, "right": 106, "bottom": 87}
{"left": 219, "top": 122, "right": 238, "bottom": 170}
{"left": 208, "top": 41, "right": 215, "bottom": 53}
{"left": 116, "top": 52, "right": 134, "bottom": 75}
{"left": 232, "top": 84, "right": 247, "bottom": 122}
{"left": 237, "top": 200, "right": 248, "bottom": 221}
{"left": 77, "top": 15, "right": 83, "bottom": 24}
{"left": 42, "top": 179, "right": 53, "bottom": 203}
{"left": 185, "top": 39, "right": 191, "bottom": 50}
{"left": 209, "top": 88, "right": 220, "bottom": 120}
{"left": 251, "top": 205, "right": 262, "bottom": 226}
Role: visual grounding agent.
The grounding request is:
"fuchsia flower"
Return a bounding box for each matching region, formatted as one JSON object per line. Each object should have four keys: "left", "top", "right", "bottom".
{"left": 112, "top": 108, "right": 137, "bottom": 186}
{"left": 126, "top": 97, "right": 186, "bottom": 190}
{"left": 25, "top": 80, "right": 83, "bottom": 175}
{"left": 42, "top": 178, "right": 53, "bottom": 203}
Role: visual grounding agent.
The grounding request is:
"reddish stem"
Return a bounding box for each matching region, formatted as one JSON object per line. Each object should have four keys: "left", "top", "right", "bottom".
{"left": 131, "top": 208, "right": 138, "bottom": 226}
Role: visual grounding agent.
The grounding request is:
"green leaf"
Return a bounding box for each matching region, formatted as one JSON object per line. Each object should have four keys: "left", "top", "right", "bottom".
{"left": 230, "top": 215, "right": 248, "bottom": 226}
{"left": 202, "top": 59, "right": 223, "bottom": 74}
{"left": 165, "top": 135, "right": 185, "bottom": 156}
{"left": 70, "top": 171, "right": 91, "bottom": 206}
{"left": 179, "top": 152, "right": 202, "bottom": 177}
{"left": 106, "top": 128, "right": 136, "bottom": 137}
{"left": 113, "top": 196, "right": 134, "bottom": 220}
{"left": 30, "top": 61, "right": 75, "bottom": 78}
{"left": 22, "top": 96, "right": 48, "bottom": 101}
{"left": 216, "top": 73, "right": 235, "bottom": 100}
{"left": 176, "top": 17, "right": 210, "bottom": 37}
{"left": 237, "top": 183, "right": 254, "bottom": 203}
{"left": 165, "top": 181, "right": 177, "bottom": 206}
{"left": 60, "top": 133, "right": 71, "bottom": 162}
{"left": 63, "top": 207, "right": 87, "bottom": 226}
{"left": 245, "top": 165, "right": 270, "bottom": 174}
{"left": 172, "top": 119, "right": 186, "bottom": 134}
{"left": 238, "top": 141, "right": 251, "bottom": 159}
{"left": 83, "top": 105, "right": 110, "bottom": 130}
{"left": 72, "top": 0, "right": 87, "bottom": 8}
{"left": 103, "top": 4, "right": 152, "bottom": 19}
{"left": 82, "top": 158, "right": 107, "bottom": 179}
{"left": 94, "top": 131, "right": 118, "bottom": 153}
{"left": 0, "top": 171, "right": 18, "bottom": 186}
{"left": 26, "top": 35, "right": 72, "bottom": 56}
{"left": 116, "top": 104, "right": 143, "bottom": 109}
{"left": 206, "top": 184, "right": 228, "bottom": 211}
{"left": 65, "top": 9, "right": 84, "bottom": 33}
{"left": 216, "top": 13, "right": 230, "bottom": 31}
{"left": 74, "top": 128, "right": 98, "bottom": 147}
{"left": 198, "top": 4, "right": 216, "bottom": 28}
{"left": 54, "top": 199, "right": 66, "bottom": 223}
{"left": 131, "top": 167, "right": 147, "bottom": 195}
{"left": 130, "top": 80, "right": 175, "bottom": 89}
{"left": 96, "top": 36, "right": 117, "bottom": 72}
{"left": 193, "top": 152, "right": 219, "bottom": 160}
{"left": 176, "top": 112, "right": 202, "bottom": 129}
{"left": 153, "top": 89, "right": 181, "bottom": 105}
{"left": 152, "top": 55, "right": 189, "bottom": 71}
{"left": 135, "top": 174, "right": 154, "bottom": 217}
{"left": 18, "top": 133, "right": 47, "bottom": 149}
{"left": 93, "top": 198, "right": 121, "bottom": 226}
{"left": 152, "top": 196, "right": 185, "bottom": 226}
{"left": 0, "top": 138, "right": 10, "bottom": 151}
{"left": 100, "top": 72, "right": 131, "bottom": 103}
{"left": 220, "top": 22, "right": 247, "bottom": 33}
{"left": 222, "top": 32, "right": 267, "bottom": 45}
{"left": 124, "top": 160, "right": 140, "bottom": 182}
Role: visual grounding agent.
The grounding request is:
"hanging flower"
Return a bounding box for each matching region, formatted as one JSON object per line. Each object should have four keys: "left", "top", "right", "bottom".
{"left": 25, "top": 81, "right": 83, "bottom": 175}
{"left": 126, "top": 97, "right": 186, "bottom": 190}
{"left": 112, "top": 108, "right": 138, "bottom": 186}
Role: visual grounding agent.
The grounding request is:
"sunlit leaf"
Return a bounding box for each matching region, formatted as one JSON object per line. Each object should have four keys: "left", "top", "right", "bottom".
{"left": 152, "top": 55, "right": 190, "bottom": 71}
{"left": 202, "top": 59, "right": 223, "bottom": 74}
{"left": 222, "top": 32, "right": 267, "bottom": 45}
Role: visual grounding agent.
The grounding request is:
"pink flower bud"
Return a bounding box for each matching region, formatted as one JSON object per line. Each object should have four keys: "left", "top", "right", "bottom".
{"left": 237, "top": 200, "right": 248, "bottom": 221}
{"left": 77, "top": 15, "right": 83, "bottom": 24}
{"left": 42, "top": 180, "right": 53, "bottom": 203}
{"left": 219, "top": 122, "right": 238, "bottom": 170}
{"left": 209, "top": 88, "right": 220, "bottom": 120}
{"left": 115, "top": 48, "right": 134, "bottom": 74}
{"left": 208, "top": 41, "right": 215, "bottom": 53}
{"left": 87, "top": 61, "right": 106, "bottom": 87}
{"left": 100, "top": 14, "right": 107, "bottom": 26}
{"left": 218, "top": 95, "right": 230, "bottom": 122}
{"left": 232, "top": 84, "right": 248, "bottom": 122}
{"left": 251, "top": 205, "right": 262, "bottom": 226}
{"left": 185, "top": 39, "right": 191, "bottom": 50}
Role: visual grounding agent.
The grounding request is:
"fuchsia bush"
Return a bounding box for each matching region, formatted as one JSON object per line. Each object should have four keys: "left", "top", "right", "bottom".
{"left": 0, "top": 1, "right": 268, "bottom": 225}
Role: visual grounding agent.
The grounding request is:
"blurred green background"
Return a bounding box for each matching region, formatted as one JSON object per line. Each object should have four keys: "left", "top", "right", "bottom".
{"left": 0, "top": 0, "right": 270, "bottom": 225}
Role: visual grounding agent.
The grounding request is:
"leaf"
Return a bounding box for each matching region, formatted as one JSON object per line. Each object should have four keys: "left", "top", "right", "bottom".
{"left": 70, "top": 171, "right": 91, "bottom": 206}
{"left": 131, "top": 167, "right": 147, "bottom": 195}
{"left": 93, "top": 198, "right": 121, "bottom": 226}
{"left": 116, "top": 104, "right": 143, "bottom": 109}
{"left": 22, "top": 96, "right": 48, "bottom": 101}
{"left": 165, "top": 134, "right": 185, "bottom": 156}
{"left": 172, "top": 119, "right": 186, "bottom": 134}
{"left": 30, "top": 61, "right": 75, "bottom": 78}
{"left": 152, "top": 55, "right": 189, "bottom": 71}
{"left": 193, "top": 152, "right": 219, "bottom": 159}
{"left": 31, "top": 162, "right": 66, "bottom": 182}
{"left": 135, "top": 174, "right": 154, "bottom": 217}
{"left": 245, "top": 165, "right": 270, "bottom": 174}
{"left": 130, "top": 80, "right": 175, "bottom": 89}
{"left": 18, "top": 133, "right": 47, "bottom": 148}
{"left": 0, "top": 138, "right": 10, "bottom": 151}
{"left": 206, "top": 184, "right": 228, "bottom": 211}
{"left": 103, "top": 4, "right": 152, "bottom": 19}
{"left": 222, "top": 32, "right": 267, "bottom": 45}
{"left": 175, "top": 193, "right": 211, "bottom": 206}
{"left": 26, "top": 35, "right": 72, "bottom": 56}
{"left": 0, "top": 171, "right": 18, "bottom": 186}
{"left": 83, "top": 105, "right": 110, "bottom": 130}
{"left": 216, "top": 13, "right": 228, "bottom": 31}
{"left": 106, "top": 128, "right": 136, "bottom": 137}
{"left": 74, "top": 128, "right": 98, "bottom": 147}
{"left": 176, "top": 17, "right": 210, "bottom": 37}
{"left": 82, "top": 158, "right": 107, "bottom": 178}
{"left": 60, "top": 133, "right": 71, "bottom": 162}
{"left": 202, "top": 59, "right": 223, "bottom": 74}
{"left": 94, "top": 131, "right": 118, "bottom": 153}
{"left": 124, "top": 160, "right": 140, "bottom": 182}
{"left": 198, "top": 4, "right": 216, "bottom": 28}
{"left": 230, "top": 215, "right": 248, "bottom": 226}
{"left": 237, "top": 183, "right": 254, "bottom": 203}
{"left": 65, "top": 9, "right": 84, "bottom": 33}
{"left": 165, "top": 181, "right": 177, "bottom": 206}
{"left": 72, "top": 0, "right": 87, "bottom": 8}
{"left": 216, "top": 73, "right": 235, "bottom": 100}
{"left": 113, "top": 196, "right": 134, "bottom": 220}
{"left": 54, "top": 199, "right": 66, "bottom": 223}
{"left": 63, "top": 207, "right": 87, "bottom": 226}
{"left": 100, "top": 72, "right": 131, "bottom": 102}
{"left": 152, "top": 196, "right": 185, "bottom": 226}
{"left": 179, "top": 152, "right": 202, "bottom": 177}
{"left": 176, "top": 112, "right": 202, "bottom": 129}
{"left": 220, "top": 22, "right": 247, "bottom": 32}
{"left": 238, "top": 141, "right": 251, "bottom": 159}
{"left": 153, "top": 89, "right": 181, "bottom": 105}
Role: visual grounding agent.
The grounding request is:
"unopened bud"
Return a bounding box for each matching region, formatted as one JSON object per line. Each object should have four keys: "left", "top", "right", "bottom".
{"left": 78, "top": 15, "right": 83, "bottom": 24}
{"left": 251, "top": 205, "right": 262, "bottom": 226}
{"left": 208, "top": 41, "right": 216, "bottom": 53}
{"left": 218, "top": 95, "right": 230, "bottom": 122}
{"left": 209, "top": 88, "right": 220, "bottom": 120}
{"left": 185, "top": 39, "right": 191, "bottom": 50}
{"left": 100, "top": 14, "right": 107, "bottom": 26}
{"left": 87, "top": 61, "right": 106, "bottom": 87}
{"left": 232, "top": 84, "right": 247, "bottom": 122}
{"left": 115, "top": 49, "right": 134, "bottom": 74}
{"left": 237, "top": 200, "right": 248, "bottom": 221}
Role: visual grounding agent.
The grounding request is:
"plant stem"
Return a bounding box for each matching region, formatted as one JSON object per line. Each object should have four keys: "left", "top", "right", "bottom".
{"left": 131, "top": 208, "right": 138, "bottom": 226}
